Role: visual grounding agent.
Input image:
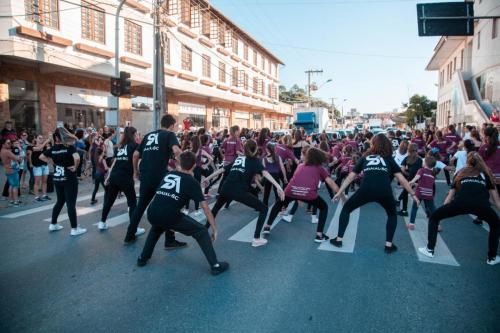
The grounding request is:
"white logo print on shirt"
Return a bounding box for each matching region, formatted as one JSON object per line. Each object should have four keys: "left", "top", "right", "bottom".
{"left": 233, "top": 156, "right": 246, "bottom": 167}
{"left": 117, "top": 146, "right": 127, "bottom": 157}
{"left": 146, "top": 133, "right": 159, "bottom": 146}
{"left": 161, "top": 174, "right": 181, "bottom": 193}
{"left": 366, "top": 155, "right": 387, "bottom": 167}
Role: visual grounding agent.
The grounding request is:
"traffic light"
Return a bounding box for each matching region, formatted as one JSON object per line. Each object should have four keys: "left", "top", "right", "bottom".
{"left": 110, "top": 77, "right": 121, "bottom": 97}
{"left": 120, "top": 71, "right": 131, "bottom": 96}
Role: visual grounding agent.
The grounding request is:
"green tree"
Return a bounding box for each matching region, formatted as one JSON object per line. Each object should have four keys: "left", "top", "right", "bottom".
{"left": 279, "top": 84, "right": 340, "bottom": 117}
{"left": 403, "top": 94, "right": 437, "bottom": 127}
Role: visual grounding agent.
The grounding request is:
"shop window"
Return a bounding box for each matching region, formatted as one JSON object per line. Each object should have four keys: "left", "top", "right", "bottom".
{"left": 24, "top": 0, "right": 59, "bottom": 29}
{"left": 8, "top": 80, "right": 40, "bottom": 135}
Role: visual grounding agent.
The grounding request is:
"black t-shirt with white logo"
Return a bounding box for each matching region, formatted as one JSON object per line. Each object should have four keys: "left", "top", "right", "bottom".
{"left": 110, "top": 142, "right": 137, "bottom": 181}
{"left": 452, "top": 173, "right": 494, "bottom": 204}
{"left": 147, "top": 171, "right": 205, "bottom": 224}
{"left": 391, "top": 137, "right": 402, "bottom": 151}
{"left": 353, "top": 154, "right": 401, "bottom": 191}
{"left": 137, "top": 129, "right": 179, "bottom": 185}
{"left": 44, "top": 144, "right": 77, "bottom": 182}
{"left": 221, "top": 156, "right": 264, "bottom": 194}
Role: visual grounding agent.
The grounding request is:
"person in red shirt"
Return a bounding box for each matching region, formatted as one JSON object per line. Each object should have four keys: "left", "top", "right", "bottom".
{"left": 490, "top": 109, "right": 499, "bottom": 125}
{"left": 407, "top": 156, "right": 437, "bottom": 230}
{"left": 183, "top": 117, "right": 192, "bottom": 131}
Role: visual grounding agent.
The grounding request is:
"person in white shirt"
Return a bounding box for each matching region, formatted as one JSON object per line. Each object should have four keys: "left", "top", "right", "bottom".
{"left": 393, "top": 140, "right": 408, "bottom": 167}
{"left": 451, "top": 139, "right": 475, "bottom": 177}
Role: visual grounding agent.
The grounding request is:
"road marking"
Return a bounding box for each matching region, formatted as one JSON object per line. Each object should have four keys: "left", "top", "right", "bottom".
{"left": 228, "top": 208, "right": 276, "bottom": 243}
{"left": 44, "top": 197, "right": 128, "bottom": 223}
{"left": 405, "top": 199, "right": 459, "bottom": 266}
{"left": 468, "top": 214, "right": 490, "bottom": 232}
{"left": 1, "top": 184, "right": 139, "bottom": 219}
{"left": 318, "top": 202, "right": 360, "bottom": 253}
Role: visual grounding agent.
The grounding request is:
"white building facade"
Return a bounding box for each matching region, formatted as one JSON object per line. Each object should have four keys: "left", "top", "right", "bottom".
{"left": 425, "top": 0, "right": 500, "bottom": 129}
{"left": 0, "top": 0, "right": 290, "bottom": 135}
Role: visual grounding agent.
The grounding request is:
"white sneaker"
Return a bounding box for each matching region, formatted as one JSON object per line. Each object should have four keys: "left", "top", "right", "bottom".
{"left": 135, "top": 227, "right": 146, "bottom": 237}
{"left": 97, "top": 221, "right": 108, "bottom": 230}
{"left": 418, "top": 246, "right": 434, "bottom": 258}
{"left": 49, "top": 224, "right": 63, "bottom": 232}
{"left": 181, "top": 208, "right": 189, "bottom": 215}
{"left": 70, "top": 227, "right": 87, "bottom": 236}
{"left": 282, "top": 214, "right": 293, "bottom": 223}
{"left": 311, "top": 215, "right": 319, "bottom": 224}
{"left": 487, "top": 256, "right": 500, "bottom": 266}
{"left": 252, "top": 238, "right": 268, "bottom": 247}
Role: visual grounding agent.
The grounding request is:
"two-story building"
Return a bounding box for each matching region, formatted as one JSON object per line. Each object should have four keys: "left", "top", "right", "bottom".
{"left": 0, "top": 0, "right": 291, "bottom": 135}
{"left": 425, "top": 0, "right": 500, "bottom": 130}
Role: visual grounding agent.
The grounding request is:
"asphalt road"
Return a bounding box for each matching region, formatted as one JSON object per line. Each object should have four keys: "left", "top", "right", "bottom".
{"left": 0, "top": 177, "right": 499, "bottom": 333}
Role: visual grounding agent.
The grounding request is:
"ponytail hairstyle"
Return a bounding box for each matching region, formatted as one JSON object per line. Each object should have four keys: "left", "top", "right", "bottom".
{"left": 266, "top": 142, "right": 277, "bottom": 162}
{"left": 436, "top": 130, "right": 444, "bottom": 141}
{"left": 484, "top": 126, "right": 498, "bottom": 158}
{"left": 454, "top": 152, "right": 495, "bottom": 190}
{"left": 282, "top": 134, "right": 293, "bottom": 148}
{"left": 257, "top": 128, "right": 270, "bottom": 146}
{"left": 200, "top": 134, "right": 210, "bottom": 147}
{"left": 53, "top": 127, "right": 77, "bottom": 145}
{"left": 319, "top": 140, "right": 329, "bottom": 153}
{"left": 119, "top": 126, "right": 137, "bottom": 148}
{"left": 244, "top": 139, "right": 259, "bottom": 158}
{"left": 190, "top": 135, "right": 201, "bottom": 154}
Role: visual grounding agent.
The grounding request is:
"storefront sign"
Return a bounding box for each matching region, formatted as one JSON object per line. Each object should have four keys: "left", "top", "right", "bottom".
{"left": 179, "top": 102, "right": 206, "bottom": 115}
{"left": 55, "top": 85, "right": 110, "bottom": 107}
{"left": 234, "top": 111, "right": 250, "bottom": 119}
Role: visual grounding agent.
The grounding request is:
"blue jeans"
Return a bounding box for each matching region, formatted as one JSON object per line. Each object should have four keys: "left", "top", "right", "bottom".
{"left": 409, "top": 199, "right": 436, "bottom": 224}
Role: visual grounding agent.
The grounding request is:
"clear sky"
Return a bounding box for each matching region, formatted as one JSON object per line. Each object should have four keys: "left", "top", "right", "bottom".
{"left": 211, "top": 0, "right": 442, "bottom": 114}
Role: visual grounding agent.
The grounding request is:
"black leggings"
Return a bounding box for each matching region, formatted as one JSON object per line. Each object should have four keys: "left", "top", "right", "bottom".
{"left": 398, "top": 189, "right": 409, "bottom": 211}
{"left": 92, "top": 172, "right": 105, "bottom": 201}
{"left": 338, "top": 187, "right": 397, "bottom": 243}
{"left": 263, "top": 172, "right": 280, "bottom": 206}
{"left": 126, "top": 180, "right": 175, "bottom": 243}
{"left": 267, "top": 196, "right": 328, "bottom": 234}
{"left": 101, "top": 177, "right": 136, "bottom": 222}
{"left": 51, "top": 179, "right": 78, "bottom": 228}
{"left": 141, "top": 215, "right": 218, "bottom": 266}
{"left": 210, "top": 190, "right": 268, "bottom": 239}
{"left": 427, "top": 201, "right": 499, "bottom": 259}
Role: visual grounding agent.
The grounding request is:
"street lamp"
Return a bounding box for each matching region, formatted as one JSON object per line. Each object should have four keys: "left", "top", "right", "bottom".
{"left": 317, "top": 79, "right": 333, "bottom": 90}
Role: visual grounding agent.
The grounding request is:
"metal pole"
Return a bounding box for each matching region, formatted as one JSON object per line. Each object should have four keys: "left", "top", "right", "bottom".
{"left": 153, "top": 0, "right": 165, "bottom": 130}
{"left": 114, "top": 0, "right": 126, "bottom": 128}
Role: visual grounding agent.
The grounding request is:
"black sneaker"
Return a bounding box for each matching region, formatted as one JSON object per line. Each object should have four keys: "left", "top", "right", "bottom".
{"left": 90, "top": 199, "right": 98, "bottom": 205}
{"left": 137, "top": 257, "right": 148, "bottom": 267}
{"left": 42, "top": 195, "right": 51, "bottom": 201}
{"left": 314, "top": 233, "right": 330, "bottom": 243}
{"left": 384, "top": 244, "right": 398, "bottom": 254}
{"left": 164, "top": 240, "right": 188, "bottom": 250}
{"left": 397, "top": 210, "right": 408, "bottom": 217}
{"left": 330, "top": 238, "right": 343, "bottom": 247}
{"left": 211, "top": 262, "right": 229, "bottom": 276}
{"left": 124, "top": 234, "right": 136, "bottom": 244}
{"left": 472, "top": 218, "right": 483, "bottom": 226}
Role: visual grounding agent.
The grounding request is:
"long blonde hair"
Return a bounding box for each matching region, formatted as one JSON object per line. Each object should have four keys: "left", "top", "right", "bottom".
{"left": 454, "top": 152, "right": 495, "bottom": 190}
{"left": 53, "top": 127, "right": 78, "bottom": 145}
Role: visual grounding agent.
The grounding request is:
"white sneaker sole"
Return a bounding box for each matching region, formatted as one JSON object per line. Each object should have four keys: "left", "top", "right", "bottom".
{"left": 418, "top": 247, "right": 434, "bottom": 258}
{"left": 71, "top": 230, "right": 87, "bottom": 236}
{"left": 98, "top": 225, "right": 108, "bottom": 230}
{"left": 135, "top": 228, "right": 146, "bottom": 237}
{"left": 252, "top": 240, "right": 268, "bottom": 247}
{"left": 314, "top": 238, "right": 328, "bottom": 243}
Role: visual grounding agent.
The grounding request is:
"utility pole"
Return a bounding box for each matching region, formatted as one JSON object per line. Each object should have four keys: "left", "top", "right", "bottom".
{"left": 305, "top": 69, "right": 323, "bottom": 106}
{"left": 152, "top": 0, "right": 166, "bottom": 130}
{"left": 114, "top": 0, "right": 127, "bottom": 127}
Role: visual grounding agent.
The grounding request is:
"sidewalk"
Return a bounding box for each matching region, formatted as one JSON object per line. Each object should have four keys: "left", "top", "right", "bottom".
{"left": 0, "top": 165, "right": 96, "bottom": 210}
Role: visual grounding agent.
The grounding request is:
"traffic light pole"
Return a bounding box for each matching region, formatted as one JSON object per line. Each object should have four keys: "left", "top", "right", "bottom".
{"left": 152, "top": 0, "right": 165, "bottom": 130}
{"left": 114, "top": 0, "right": 127, "bottom": 128}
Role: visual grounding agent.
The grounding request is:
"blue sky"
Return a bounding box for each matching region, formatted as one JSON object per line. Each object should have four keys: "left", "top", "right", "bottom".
{"left": 211, "top": 0, "right": 441, "bottom": 114}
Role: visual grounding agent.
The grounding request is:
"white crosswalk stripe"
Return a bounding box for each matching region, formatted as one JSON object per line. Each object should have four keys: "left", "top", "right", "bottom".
{"left": 404, "top": 199, "right": 460, "bottom": 266}
{"left": 44, "top": 197, "right": 128, "bottom": 223}
{"left": 318, "top": 201, "right": 360, "bottom": 253}
{"left": 228, "top": 210, "right": 273, "bottom": 243}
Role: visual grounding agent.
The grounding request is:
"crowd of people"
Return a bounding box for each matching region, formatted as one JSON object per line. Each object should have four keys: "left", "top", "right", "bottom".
{"left": 1, "top": 116, "right": 499, "bottom": 275}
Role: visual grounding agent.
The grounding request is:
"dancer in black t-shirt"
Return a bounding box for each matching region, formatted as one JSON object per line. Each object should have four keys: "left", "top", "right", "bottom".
{"left": 124, "top": 115, "right": 184, "bottom": 249}
{"left": 419, "top": 153, "right": 500, "bottom": 265}
{"left": 137, "top": 151, "right": 228, "bottom": 275}
{"left": 40, "top": 127, "right": 86, "bottom": 236}
{"left": 331, "top": 134, "right": 418, "bottom": 253}
{"left": 97, "top": 127, "right": 138, "bottom": 230}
